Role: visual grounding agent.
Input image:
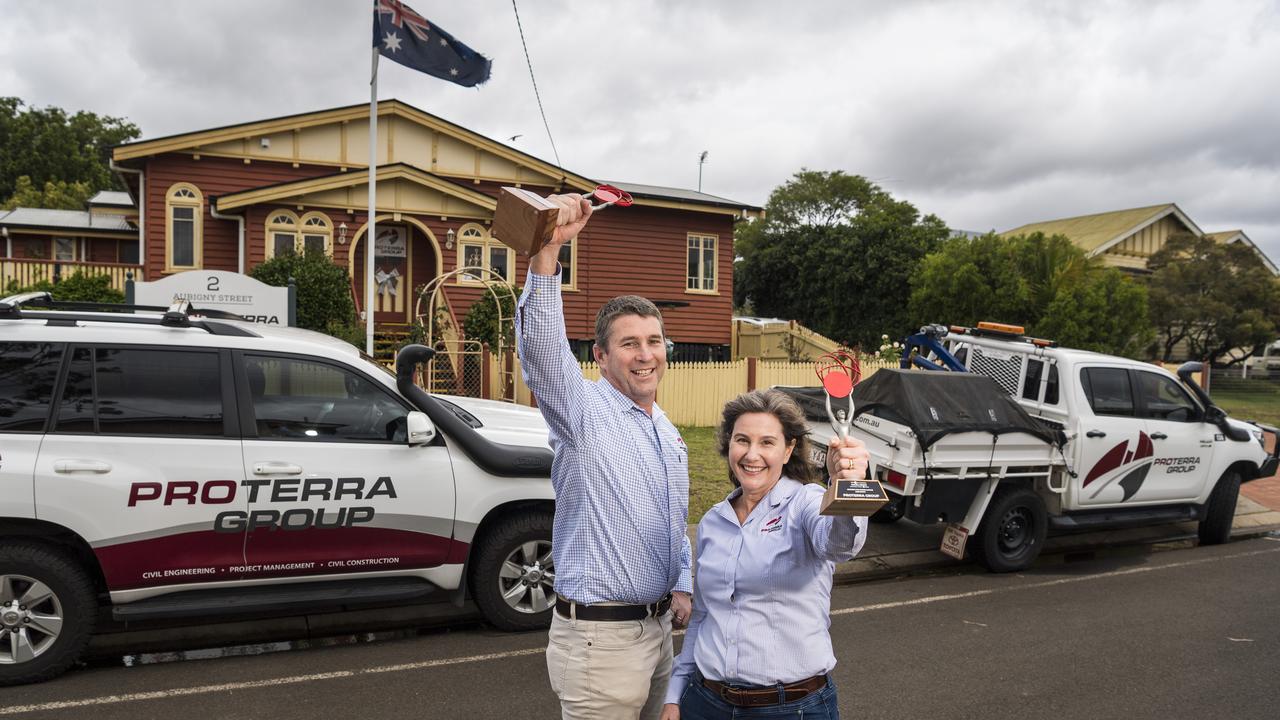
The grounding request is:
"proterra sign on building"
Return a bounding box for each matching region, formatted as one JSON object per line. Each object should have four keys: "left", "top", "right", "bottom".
{"left": 131, "top": 270, "right": 293, "bottom": 325}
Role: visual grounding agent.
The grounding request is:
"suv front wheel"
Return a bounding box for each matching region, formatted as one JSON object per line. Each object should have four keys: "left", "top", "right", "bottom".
{"left": 469, "top": 511, "right": 556, "bottom": 631}
{"left": 0, "top": 543, "right": 97, "bottom": 686}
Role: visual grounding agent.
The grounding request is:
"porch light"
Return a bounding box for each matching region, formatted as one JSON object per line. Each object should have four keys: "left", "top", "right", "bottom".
{"left": 446, "top": 228, "right": 455, "bottom": 250}
{"left": 338, "top": 222, "right": 348, "bottom": 244}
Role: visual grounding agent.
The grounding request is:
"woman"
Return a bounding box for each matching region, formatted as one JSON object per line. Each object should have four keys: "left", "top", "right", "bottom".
{"left": 660, "top": 389, "right": 869, "bottom": 720}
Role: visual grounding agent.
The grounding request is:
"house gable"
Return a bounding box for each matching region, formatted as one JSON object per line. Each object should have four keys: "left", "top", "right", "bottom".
{"left": 216, "top": 163, "right": 496, "bottom": 220}
{"left": 1002, "top": 203, "right": 1202, "bottom": 271}
{"left": 114, "top": 100, "right": 586, "bottom": 193}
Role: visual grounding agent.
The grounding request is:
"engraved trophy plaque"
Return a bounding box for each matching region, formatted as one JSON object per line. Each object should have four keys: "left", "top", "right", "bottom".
{"left": 491, "top": 184, "right": 634, "bottom": 256}
{"left": 814, "top": 350, "right": 889, "bottom": 516}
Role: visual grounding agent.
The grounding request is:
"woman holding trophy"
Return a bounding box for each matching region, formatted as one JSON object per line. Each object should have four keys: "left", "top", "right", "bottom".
{"left": 660, "top": 389, "right": 869, "bottom": 720}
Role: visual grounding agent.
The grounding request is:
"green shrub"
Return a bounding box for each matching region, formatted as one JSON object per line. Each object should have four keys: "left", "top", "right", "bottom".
{"left": 6, "top": 271, "right": 124, "bottom": 303}
{"left": 463, "top": 288, "right": 517, "bottom": 350}
{"left": 249, "top": 249, "right": 355, "bottom": 332}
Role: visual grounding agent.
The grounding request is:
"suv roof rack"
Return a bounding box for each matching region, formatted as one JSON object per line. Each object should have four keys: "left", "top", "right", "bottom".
{"left": 0, "top": 293, "right": 261, "bottom": 337}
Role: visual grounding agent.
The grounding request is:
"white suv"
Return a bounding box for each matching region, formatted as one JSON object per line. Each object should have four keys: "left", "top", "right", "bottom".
{"left": 0, "top": 293, "right": 558, "bottom": 686}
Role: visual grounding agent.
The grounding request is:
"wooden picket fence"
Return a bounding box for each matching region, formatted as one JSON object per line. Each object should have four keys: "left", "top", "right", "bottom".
{"left": 546, "top": 357, "right": 900, "bottom": 426}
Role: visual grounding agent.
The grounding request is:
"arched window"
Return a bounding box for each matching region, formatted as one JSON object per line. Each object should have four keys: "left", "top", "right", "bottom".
{"left": 266, "top": 211, "right": 333, "bottom": 259}
{"left": 299, "top": 212, "right": 333, "bottom": 256}
{"left": 165, "top": 183, "right": 203, "bottom": 270}
{"left": 265, "top": 210, "right": 300, "bottom": 260}
{"left": 455, "top": 223, "right": 513, "bottom": 284}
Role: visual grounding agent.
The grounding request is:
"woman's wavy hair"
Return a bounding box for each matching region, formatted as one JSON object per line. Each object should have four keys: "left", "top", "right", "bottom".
{"left": 716, "top": 389, "right": 818, "bottom": 487}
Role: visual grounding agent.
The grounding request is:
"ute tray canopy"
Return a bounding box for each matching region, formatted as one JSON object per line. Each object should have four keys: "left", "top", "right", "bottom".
{"left": 780, "top": 369, "right": 1065, "bottom": 450}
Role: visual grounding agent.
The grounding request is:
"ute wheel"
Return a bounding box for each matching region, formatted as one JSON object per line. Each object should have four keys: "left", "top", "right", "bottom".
{"left": 1198, "top": 470, "right": 1241, "bottom": 546}
{"left": 971, "top": 487, "right": 1048, "bottom": 573}
{"left": 0, "top": 543, "right": 97, "bottom": 686}
{"left": 870, "top": 495, "right": 907, "bottom": 524}
{"left": 469, "top": 510, "right": 556, "bottom": 631}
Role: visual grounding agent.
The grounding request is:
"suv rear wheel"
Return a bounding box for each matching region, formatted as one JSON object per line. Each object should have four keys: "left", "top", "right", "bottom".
{"left": 469, "top": 511, "right": 555, "bottom": 631}
{"left": 0, "top": 543, "right": 97, "bottom": 686}
{"left": 971, "top": 487, "right": 1048, "bottom": 573}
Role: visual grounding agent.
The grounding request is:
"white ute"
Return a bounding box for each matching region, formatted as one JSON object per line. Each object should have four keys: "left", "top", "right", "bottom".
{"left": 0, "top": 293, "right": 558, "bottom": 686}
{"left": 785, "top": 323, "right": 1278, "bottom": 572}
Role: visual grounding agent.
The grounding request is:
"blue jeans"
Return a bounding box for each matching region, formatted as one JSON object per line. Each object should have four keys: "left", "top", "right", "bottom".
{"left": 679, "top": 671, "right": 840, "bottom": 719}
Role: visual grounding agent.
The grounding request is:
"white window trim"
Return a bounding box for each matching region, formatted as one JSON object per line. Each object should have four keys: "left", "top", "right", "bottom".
{"left": 685, "top": 233, "right": 719, "bottom": 295}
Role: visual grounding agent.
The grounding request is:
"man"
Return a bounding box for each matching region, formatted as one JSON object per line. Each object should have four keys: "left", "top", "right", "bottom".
{"left": 516, "top": 193, "right": 693, "bottom": 720}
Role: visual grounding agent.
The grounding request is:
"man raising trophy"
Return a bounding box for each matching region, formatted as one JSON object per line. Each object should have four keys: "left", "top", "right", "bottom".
{"left": 513, "top": 192, "right": 693, "bottom": 720}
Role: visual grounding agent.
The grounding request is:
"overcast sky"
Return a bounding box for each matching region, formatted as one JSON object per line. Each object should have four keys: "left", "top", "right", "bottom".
{"left": 3, "top": 0, "right": 1279, "bottom": 261}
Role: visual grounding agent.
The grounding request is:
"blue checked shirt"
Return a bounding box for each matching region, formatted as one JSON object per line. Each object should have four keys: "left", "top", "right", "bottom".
{"left": 516, "top": 268, "right": 692, "bottom": 605}
{"left": 666, "top": 477, "right": 867, "bottom": 701}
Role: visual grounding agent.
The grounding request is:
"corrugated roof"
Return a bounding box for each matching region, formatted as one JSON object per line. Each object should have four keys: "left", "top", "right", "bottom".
{"left": 0, "top": 207, "right": 134, "bottom": 233}
{"left": 1001, "top": 204, "right": 1177, "bottom": 253}
{"left": 604, "top": 181, "right": 761, "bottom": 211}
{"left": 88, "top": 190, "right": 134, "bottom": 207}
{"left": 1206, "top": 230, "right": 1279, "bottom": 275}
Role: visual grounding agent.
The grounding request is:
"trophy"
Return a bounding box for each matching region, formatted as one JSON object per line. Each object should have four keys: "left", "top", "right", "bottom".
{"left": 814, "top": 350, "right": 889, "bottom": 516}
{"left": 491, "top": 184, "right": 634, "bottom": 255}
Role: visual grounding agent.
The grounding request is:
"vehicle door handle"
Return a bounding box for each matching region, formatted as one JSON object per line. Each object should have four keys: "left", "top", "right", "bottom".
{"left": 1086, "top": 430, "right": 1107, "bottom": 438}
{"left": 253, "top": 462, "right": 303, "bottom": 475}
{"left": 1150, "top": 432, "right": 1168, "bottom": 440}
{"left": 53, "top": 459, "right": 113, "bottom": 474}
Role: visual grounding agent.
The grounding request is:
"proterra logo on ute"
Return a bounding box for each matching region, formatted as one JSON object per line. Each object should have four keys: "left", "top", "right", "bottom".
{"left": 1083, "top": 432, "right": 1202, "bottom": 501}
{"left": 1085, "top": 432, "right": 1156, "bottom": 501}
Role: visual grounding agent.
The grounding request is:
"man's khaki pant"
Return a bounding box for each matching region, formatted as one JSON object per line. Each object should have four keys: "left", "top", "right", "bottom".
{"left": 546, "top": 610, "right": 673, "bottom": 720}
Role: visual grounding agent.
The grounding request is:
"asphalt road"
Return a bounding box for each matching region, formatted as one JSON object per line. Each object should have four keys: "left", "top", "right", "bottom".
{"left": 4, "top": 537, "right": 1279, "bottom": 719}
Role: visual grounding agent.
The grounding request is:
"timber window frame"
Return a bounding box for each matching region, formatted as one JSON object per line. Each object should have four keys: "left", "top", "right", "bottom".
{"left": 685, "top": 233, "right": 718, "bottom": 294}
{"left": 165, "top": 183, "right": 203, "bottom": 271}
{"left": 455, "top": 223, "right": 514, "bottom": 285}
{"left": 265, "top": 210, "right": 333, "bottom": 259}
{"left": 557, "top": 238, "right": 577, "bottom": 291}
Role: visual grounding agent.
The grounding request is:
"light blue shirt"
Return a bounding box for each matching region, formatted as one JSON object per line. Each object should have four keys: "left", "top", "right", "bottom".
{"left": 516, "top": 269, "right": 692, "bottom": 604}
{"left": 667, "top": 477, "right": 867, "bottom": 702}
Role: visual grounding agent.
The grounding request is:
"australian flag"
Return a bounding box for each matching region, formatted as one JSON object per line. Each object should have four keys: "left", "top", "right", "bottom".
{"left": 373, "top": 0, "right": 491, "bottom": 87}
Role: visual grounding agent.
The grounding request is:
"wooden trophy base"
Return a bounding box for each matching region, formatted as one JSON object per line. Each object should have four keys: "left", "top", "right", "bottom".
{"left": 492, "top": 187, "right": 560, "bottom": 256}
{"left": 820, "top": 478, "right": 891, "bottom": 516}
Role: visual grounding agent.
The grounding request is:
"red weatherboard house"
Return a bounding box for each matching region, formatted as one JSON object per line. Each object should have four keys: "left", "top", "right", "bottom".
{"left": 101, "top": 100, "right": 761, "bottom": 359}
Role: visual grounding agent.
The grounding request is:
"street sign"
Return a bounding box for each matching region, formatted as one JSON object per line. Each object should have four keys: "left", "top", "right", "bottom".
{"left": 132, "top": 270, "right": 291, "bottom": 325}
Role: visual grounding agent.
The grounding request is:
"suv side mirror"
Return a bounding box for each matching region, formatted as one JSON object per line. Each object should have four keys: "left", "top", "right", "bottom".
{"left": 406, "top": 411, "right": 436, "bottom": 446}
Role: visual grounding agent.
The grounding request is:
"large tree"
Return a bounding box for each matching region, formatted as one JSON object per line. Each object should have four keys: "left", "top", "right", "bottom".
{"left": 1146, "top": 233, "right": 1280, "bottom": 365}
{"left": 909, "top": 232, "right": 1154, "bottom": 357}
{"left": 734, "top": 170, "right": 949, "bottom": 350}
{"left": 0, "top": 97, "right": 140, "bottom": 206}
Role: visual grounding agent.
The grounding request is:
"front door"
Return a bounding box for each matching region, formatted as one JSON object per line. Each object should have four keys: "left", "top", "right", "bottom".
{"left": 1133, "top": 370, "right": 1215, "bottom": 501}
{"left": 236, "top": 352, "right": 456, "bottom": 583}
{"left": 353, "top": 225, "right": 411, "bottom": 324}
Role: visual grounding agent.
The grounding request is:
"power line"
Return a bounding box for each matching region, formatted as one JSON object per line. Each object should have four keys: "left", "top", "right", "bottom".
{"left": 511, "top": 0, "right": 563, "bottom": 169}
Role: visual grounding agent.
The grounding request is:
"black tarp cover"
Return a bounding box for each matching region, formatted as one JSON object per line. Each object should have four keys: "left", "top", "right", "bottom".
{"left": 776, "top": 369, "right": 1064, "bottom": 450}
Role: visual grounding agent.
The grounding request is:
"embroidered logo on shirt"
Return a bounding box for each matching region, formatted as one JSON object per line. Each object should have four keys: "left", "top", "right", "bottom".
{"left": 674, "top": 436, "right": 688, "bottom": 453}
{"left": 761, "top": 516, "right": 783, "bottom": 533}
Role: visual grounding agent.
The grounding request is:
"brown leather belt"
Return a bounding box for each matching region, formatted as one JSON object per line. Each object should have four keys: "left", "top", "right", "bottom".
{"left": 701, "top": 674, "right": 827, "bottom": 707}
{"left": 554, "top": 594, "right": 671, "bottom": 622}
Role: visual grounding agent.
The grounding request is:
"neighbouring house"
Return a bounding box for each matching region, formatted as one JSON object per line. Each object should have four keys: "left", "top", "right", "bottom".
{"left": 0, "top": 191, "right": 140, "bottom": 291}
{"left": 1001, "top": 203, "right": 1279, "bottom": 275}
{"left": 3, "top": 99, "right": 762, "bottom": 361}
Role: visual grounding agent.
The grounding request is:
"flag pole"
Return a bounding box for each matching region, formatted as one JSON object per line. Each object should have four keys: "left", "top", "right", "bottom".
{"left": 366, "top": 46, "right": 378, "bottom": 356}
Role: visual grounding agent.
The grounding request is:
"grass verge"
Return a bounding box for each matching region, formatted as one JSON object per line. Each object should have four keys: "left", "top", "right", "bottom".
{"left": 678, "top": 425, "right": 732, "bottom": 522}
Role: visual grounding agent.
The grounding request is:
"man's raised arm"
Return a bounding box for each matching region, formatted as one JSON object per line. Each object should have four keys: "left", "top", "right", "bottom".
{"left": 514, "top": 195, "right": 594, "bottom": 442}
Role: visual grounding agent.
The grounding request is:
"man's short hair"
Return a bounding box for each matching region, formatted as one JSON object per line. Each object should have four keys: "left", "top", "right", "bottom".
{"left": 594, "top": 295, "right": 664, "bottom": 350}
